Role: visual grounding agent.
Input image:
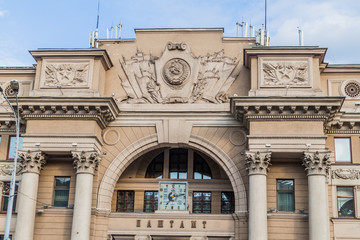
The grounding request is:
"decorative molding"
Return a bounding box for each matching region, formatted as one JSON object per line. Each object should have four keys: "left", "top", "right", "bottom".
{"left": 119, "top": 43, "right": 238, "bottom": 104}
{"left": 302, "top": 151, "right": 331, "bottom": 176}
{"left": 103, "top": 129, "right": 121, "bottom": 146}
{"left": 18, "top": 150, "right": 47, "bottom": 175}
{"left": 229, "top": 130, "right": 247, "bottom": 146}
{"left": 339, "top": 79, "right": 360, "bottom": 99}
{"left": 0, "top": 163, "right": 23, "bottom": 176}
{"left": 245, "top": 151, "right": 271, "bottom": 175}
{"left": 331, "top": 169, "right": 360, "bottom": 180}
{"left": 43, "top": 63, "right": 90, "bottom": 88}
{"left": 17, "top": 97, "right": 119, "bottom": 129}
{"left": 72, "top": 151, "right": 101, "bottom": 175}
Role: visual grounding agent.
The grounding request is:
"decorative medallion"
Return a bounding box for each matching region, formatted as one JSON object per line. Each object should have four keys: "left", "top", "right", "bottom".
{"left": 229, "top": 130, "right": 247, "bottom": 146}
{"left": 344, "top": 81, "right": 360, "bottom": 98}
{"left": 103, "top": 129, "right": 121, "bottom": 146}
{"left": 162, "top": 58, "right": 190, "bottom": 86}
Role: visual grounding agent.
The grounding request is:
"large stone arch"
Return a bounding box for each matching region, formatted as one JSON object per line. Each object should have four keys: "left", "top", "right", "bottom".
{"left": 97, "top": 133, "right": 247, "bottom": 214}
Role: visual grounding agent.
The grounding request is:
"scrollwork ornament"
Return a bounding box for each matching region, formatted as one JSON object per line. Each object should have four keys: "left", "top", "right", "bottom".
{"left": 72, "top": 151, "right": 101, "bottom": 175}
{"left": 331, "top": 169, "right": 360, "bottom": 180}
{"left": 245, "top": 151, "right": 272, "bottom": 175}
{"left": 18, "top": 150, "right": 47, "bottom": 175}
{"left": 302, "top": 151, "right": 331, "bottom": 176}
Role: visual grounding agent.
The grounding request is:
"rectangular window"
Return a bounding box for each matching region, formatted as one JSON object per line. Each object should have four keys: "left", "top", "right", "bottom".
{"left": 53, "top": 177, "right": 70, "bottom": 207}
{"left": 337, "top": 186, "right": 354, "bottom": 218}
{"left": 144, "top": 191, "right": 158, "bottom": 213}
{"left": 1, "top": 182, "right": 19, "bottom": 212}
{"left": 117, "top": 191, "right": 134, "bottom": 212}
{"left": 7, "top": 136, "right": 23, "bottom": 159}
{"left": 221, "top": 192, "right": 235, "bottom": 214}
{"left": 193, "top": 192, "right": 211, "bottom": 214}
{"left": 334, "top": 138, "right": 352, "bottom": 162}
{"left": 169, "top": 149, "right": 188, "bottom": 179}
{"left": 277, "top": 179, "right": 295, "bottom": 212}
{"left": 0, "top": 235, "right": 12, "bottom": 240}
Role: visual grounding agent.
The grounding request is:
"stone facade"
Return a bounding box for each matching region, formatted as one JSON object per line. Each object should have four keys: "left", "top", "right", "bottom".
{"left": 0, "top": 28, "right": 359, "bottom": 240}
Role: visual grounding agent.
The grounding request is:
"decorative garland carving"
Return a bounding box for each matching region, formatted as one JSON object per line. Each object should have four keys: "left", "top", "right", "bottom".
{"left": 331, "top": 169, "right": 360, "bottom": 180}
{"left": 302, "top": 151, "right": 331, "bottom": 176}
{"left": 0, "top": 163, "right": 23, "bottom": 176}
{"left": 72, "top": 151, "right": 101, "bottom": 175}
{"left": 245, "top": 151, "right": 271, "bottom": 175}
{"left": 18, "top": 150, "right": 47, "bottom": 174}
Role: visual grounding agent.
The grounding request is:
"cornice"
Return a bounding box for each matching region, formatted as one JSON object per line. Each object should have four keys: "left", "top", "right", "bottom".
{"left": 325, "top": 112, "right": 360, "bottom": 134}
{"left": 230, "top": 97, "right": 344, "bottom": 129}
{"left": 12, "top": 97, "right": 120, "bottom": 129}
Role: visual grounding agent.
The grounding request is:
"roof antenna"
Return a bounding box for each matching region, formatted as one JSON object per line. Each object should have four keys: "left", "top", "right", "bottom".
{"left": 95, "top": 0, "right": 100, "bottom": 47}
{"left": 265, "top": 0, "right": 267, "bottom": 31}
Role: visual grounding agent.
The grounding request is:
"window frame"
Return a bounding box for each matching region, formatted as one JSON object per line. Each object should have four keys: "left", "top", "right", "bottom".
{"left": 53, "top": 176, "right": 71, "bottom": 207}
{"left": 221, "top": 191, "right": 235, "bottom": 214}
{"left": 337, "top": 186, "right": 355, "bottom": 218}
{"left": 143, "top": 191, "right": 158, "bottom": 213}
{"left": 192, "top": 191, "right": 211, "bottom": 214}
{"left": 169, "top": 149, "right": 188, "bottom": 179}
{"left": 7, "top": 136, "right": 23, "bottom": 160}
{"left": 116, "top": 190, "right": 135, "bottom": 213}
{"left": 1, "top": 181, "right": 19, "bottom": 213}
{"left": 193, "top": 152, "right": 212, "bottom": 180}
{"left": 276, "top": 179, "right": 295, "bottom": 212}
{"left": 334, "top": 137, "right": 352, "bottom": 163}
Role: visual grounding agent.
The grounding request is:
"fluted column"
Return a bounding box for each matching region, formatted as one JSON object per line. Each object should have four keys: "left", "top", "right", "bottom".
{"left": 245, "top": 151, "right": 271, "bottom": 240}
{"left": 302, "top": 151, "right": 331, "bottom": 240}
{"left": 15, "top": 150, "right": 47, "bottom": 240}
{"left": 71, "top": 151, "right": 100, "bottom": 240}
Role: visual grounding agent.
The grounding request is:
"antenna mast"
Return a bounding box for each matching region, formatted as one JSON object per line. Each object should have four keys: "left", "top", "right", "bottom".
{"left": 265, "top": 0, "right": 267, "bottom": 31}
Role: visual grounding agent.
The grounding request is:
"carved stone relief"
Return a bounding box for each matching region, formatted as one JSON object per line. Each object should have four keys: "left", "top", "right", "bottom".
{"left": 245, "top": 151, "right": 271, "bottom": 175}
{"left": 19, "top": 150, "right": 47, "bottom": 174}
{"left": 0, "top": 163, "right": 23, "bottom": 176}
{"left": 259, "top": 57, "right": 311, "bottom": 87}
{"left": 41, "top": 61, "right": 91, "bottom": 88}
{"left": 72, "top": 151, "right": 101, "bottom": 175}
{"left": 119, "top": 42, "right": 238, "bottom": 104}
{"left": 302, "top": 151, "right": 331, "bottom": 176}
{"left": 332, "top": 169, "right": 360, "bottom": 180}
{"left": 340, "top": 80, "right": 360, "bottom": 98}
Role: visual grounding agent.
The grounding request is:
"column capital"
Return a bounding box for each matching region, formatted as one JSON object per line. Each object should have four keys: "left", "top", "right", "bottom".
{"left": 72, "top": 150, "right": 101, "bottom": 175}
{"left": 245, "top": 151, "right": 272, "bottom": 175}
{"left": 302, "top": 151, "right": 331, "bottom": 176}
{"left": 19, "top": 150, "right": 47, "bottom": 175}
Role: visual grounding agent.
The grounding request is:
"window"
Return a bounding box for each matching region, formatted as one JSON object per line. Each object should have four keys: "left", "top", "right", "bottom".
{"left": 337, "top": 187, "right": 354, "bottom": 218}
{"left": 1, "top": 182, "right": 18, "bottom": 212}
{"left": 277, "top": 179, "right": 295, "bottom": 212}
{"left": 194, "top": 153, "right": 212, "bottom": 179}
{"left": 145, "top": 153, "right": 164, "bottom": 179}
{"left": 221, "top": 192, "right": 235, "bottom": 214}
{"left": 334, "top": 138, "right": 351, "bottom": 162}
{"left": 116, "top": 191, "right": 134, "bottom": 212}
{"left": 169, "top": 149, "right": 188, "bottom": 179}
{"left": 7, "top": 136, "right": 23, "bottom": 159}
{"left": 0, "top": 235, "right": 12, "bottom": 240}
{"left": 144, "top": 191, "right": 158, "bottom": 213}
{"left": 53, "top": 177, "right": 70, "bottom": 207}
{"left": 193, "top": 192, "right": 211, "bottom": 213}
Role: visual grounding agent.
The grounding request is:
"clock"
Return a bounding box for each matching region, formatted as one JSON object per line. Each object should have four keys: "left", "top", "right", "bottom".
{"left": 158, "top": 181, "right": 188, "bottom": 211}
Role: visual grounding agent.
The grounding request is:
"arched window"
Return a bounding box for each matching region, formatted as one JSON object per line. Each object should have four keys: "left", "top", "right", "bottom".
{"left": 145, "top": 148, "right": 212, "bottom": 179}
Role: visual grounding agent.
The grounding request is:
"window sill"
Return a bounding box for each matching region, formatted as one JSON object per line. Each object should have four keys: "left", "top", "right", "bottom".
{"left": 267, "top": 212, "right": 308, "bottom": 219}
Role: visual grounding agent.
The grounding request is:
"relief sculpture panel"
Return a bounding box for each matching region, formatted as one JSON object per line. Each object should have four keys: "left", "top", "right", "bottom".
{"left": 119, "top": 42, "right": 239, "bottom": 104}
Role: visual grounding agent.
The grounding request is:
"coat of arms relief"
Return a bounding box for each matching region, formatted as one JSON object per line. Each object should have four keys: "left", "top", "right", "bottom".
{"left": 119, "top": 42, "right": 239, "bottom": 104}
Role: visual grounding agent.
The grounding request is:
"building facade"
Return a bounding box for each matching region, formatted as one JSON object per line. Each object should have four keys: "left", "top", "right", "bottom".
{"left": 0, "top": 28, "right": 359, "bottom": 240}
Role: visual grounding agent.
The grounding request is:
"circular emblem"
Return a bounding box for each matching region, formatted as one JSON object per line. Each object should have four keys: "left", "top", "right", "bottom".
{"left": 163, "top": 58, "right": 190, "bottom": 86}
{"left": 344, "top": 82, "right": 360, "bottom": 98}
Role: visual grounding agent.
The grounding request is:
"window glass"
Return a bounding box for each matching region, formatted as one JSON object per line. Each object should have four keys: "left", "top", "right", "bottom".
{"left": 277, "top": 179, "right": 295, "bottom": 211}
{"left": 193, "top": 192, "right": 211, "bottom": 214}
{"left": 143, "top": 191, "right": 158, "bottom": 213}
{"left": 0, "top": 235, "right": 12, "bottom": 240}
{"left": 334, "top": 138, "right": 351, "bottom": 162}
{"left": 2, "top": 182, "right": 19, "bottom": 212}
{"left": 194, "top": 152, "right": 212, "bottom": 179}
{"left": 53, "top": 177, "right": 70, "bottom": 207}
{"left": 117, "top": 191, "right": 134, "bottom": 212}
{"left": 337, "top": 187, "right": 354, "bottom": 217}
{"left": 169, "top": 149, "right": 188, "bottom": 179}
{"left": 145, "top": 153, "right": 164, "bottom": 179}
{"left": 8, "top": 136, "right": 23, "bottom": 159}
{"left": 221, "top": 192, "right": 235, "bottom": 214}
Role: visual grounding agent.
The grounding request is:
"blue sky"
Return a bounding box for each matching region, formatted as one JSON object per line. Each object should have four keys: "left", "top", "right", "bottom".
{"left": 1, "top": 0, "right": 359, "bottom": 66}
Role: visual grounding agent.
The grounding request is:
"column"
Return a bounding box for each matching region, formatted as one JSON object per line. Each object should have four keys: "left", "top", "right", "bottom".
{"left": 15, "top": 150, "right": 47, "bottom": 240}
{"left": 71, "top": 151, "right": 101, "bottom": 240}
{"left": 302, "top": 151, "right": 331, "bottom": 240}
{"left": 245, "top": 151, "right": 271, "bottom": 240}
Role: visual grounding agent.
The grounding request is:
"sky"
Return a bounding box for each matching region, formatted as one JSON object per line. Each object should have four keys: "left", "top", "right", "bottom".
{"left": 0, "top": 0, "right": 359, "bottom": 66}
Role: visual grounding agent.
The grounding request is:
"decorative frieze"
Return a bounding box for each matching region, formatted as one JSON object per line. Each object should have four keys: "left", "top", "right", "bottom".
{"left": 0, "top": 163, "right": 23, "bottom": 176}
{"left": 302, "top": 151, "right": 331, "bottom": 176}
{"left": 43, "top": 63, "right": 90, "bottom": 88}
{"left": 245, "top": 151, "right": 271, "bottom": 175}
{"left": 18, "top": 150, "right": 47, "bottom": 174}
{"left": 72, "top": 151, "right": 101, "bottom": 174}
{"left": 331, "top": 169, "right": 360, "bottom": 180}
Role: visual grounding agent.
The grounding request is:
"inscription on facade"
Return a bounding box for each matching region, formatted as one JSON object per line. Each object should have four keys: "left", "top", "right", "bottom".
{"left": 136, "top": 220, "right": 207, "bottom": 229}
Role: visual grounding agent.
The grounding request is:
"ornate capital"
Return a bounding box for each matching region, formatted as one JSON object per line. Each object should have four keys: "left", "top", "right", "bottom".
{"left": 302, "top": 151, "right": 331, "bottom": 176}
{"left": 72, "top": 151, "right": 101, "bottom": 175}
{"left": 245, "top": 151, "right": 272, "bottom": 175}
{"left": 19, "top": 150, "right": 47, "bottom": 174}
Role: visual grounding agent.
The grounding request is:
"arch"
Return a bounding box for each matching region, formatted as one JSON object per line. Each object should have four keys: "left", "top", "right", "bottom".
{"left": 97, "top": 133, "right": 247, "bottom": 214}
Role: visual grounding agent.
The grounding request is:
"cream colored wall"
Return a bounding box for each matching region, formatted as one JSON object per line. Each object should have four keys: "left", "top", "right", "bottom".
{"left": 326, "top": 135, "right": 360, "bottom": 164}
{"left": 250, "top": 121, "right": 324, "bottom": 135}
